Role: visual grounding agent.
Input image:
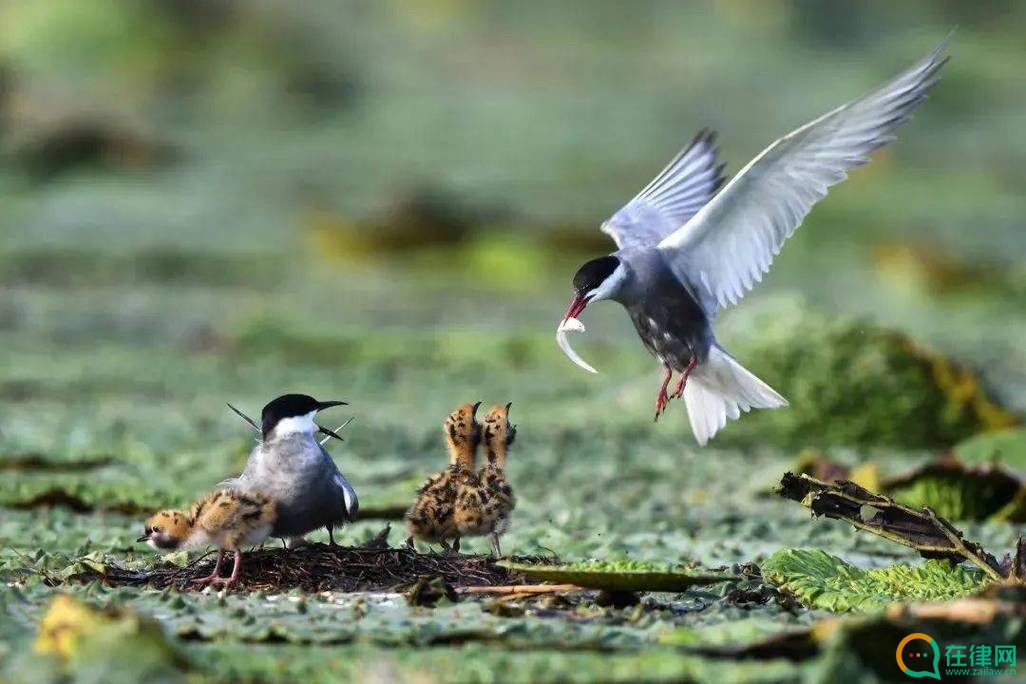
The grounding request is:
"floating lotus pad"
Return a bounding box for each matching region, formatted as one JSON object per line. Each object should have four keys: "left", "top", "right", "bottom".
{"left": 954, "top": 428, "right": 1026, "bottom": 470}
{"left": 498, "top": 560, "right": 736, "bottom": 592}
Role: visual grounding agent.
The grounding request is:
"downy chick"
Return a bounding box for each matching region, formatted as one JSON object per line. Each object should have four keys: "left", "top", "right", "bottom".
{"left": 139, "top": 489, "right": 275, "bottom": 587}
{"left": 225, "top": 394, "right": 358, "bottom": 545}
{"left": 405, "top": 402, "right": 482, "bottom": 553}
{"left": 455, "top": 403, "right": 517, "bottom": 557}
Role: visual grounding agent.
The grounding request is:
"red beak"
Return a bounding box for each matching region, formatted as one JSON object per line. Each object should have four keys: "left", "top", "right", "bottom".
{"left": 562, "top": 294, "right": 589, "bottom": 322}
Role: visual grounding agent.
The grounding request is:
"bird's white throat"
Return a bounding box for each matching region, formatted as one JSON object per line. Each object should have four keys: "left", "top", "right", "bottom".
{"left": 270, "top": 410, "right": 319, "bottom": 440}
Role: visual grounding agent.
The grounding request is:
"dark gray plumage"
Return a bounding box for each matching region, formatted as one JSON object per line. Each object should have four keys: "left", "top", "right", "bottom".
{"left": 224, "top": 394, "right": 358, "bottom": 541}
{"left": 232, "top": 434, "right": 358, "bottom": 538}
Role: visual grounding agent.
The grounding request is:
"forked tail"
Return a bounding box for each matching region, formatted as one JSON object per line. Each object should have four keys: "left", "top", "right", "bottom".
{"left": 682, "top": 344, "right": 787, "bottom": 445}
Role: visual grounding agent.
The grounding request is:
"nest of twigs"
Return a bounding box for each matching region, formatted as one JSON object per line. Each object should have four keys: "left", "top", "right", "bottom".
{"left": 103, "top": 544, "right": 531, "bottom": 593}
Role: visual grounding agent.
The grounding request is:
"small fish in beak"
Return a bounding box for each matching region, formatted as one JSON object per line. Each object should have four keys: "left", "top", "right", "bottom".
{"left": 556, "top": 315, "right": 598, "bottom": 374}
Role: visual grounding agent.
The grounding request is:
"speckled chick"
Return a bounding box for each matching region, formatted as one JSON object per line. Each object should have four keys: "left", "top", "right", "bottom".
{"left": 139, "top": 489, "right": 276, "bottom": 587}
{"left": 405, "top": 402, "right": 482, "bottom": 553}
{"left": 454, "top": 403, "right": 516, "bottom": 557}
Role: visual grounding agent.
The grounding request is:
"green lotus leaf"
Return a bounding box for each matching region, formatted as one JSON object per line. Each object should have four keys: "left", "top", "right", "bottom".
{"left": 498, "top": 559, "right": 735, "bottom": 592}
{"left": 954, "top": 428, "right": 1026, "bottom": 470}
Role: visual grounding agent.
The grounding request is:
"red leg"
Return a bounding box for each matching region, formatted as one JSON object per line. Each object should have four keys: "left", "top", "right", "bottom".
{"left": 671, "top": 353, "right": 697, "bottom": 399}
{"left": 214, "top": 550, "right": 243, "bottom": 587}
{"left": 654, "top": 365, "right": 673, "bottom": 422}
{"left": 192, "top": 549, "right": 224, "bottom": 585}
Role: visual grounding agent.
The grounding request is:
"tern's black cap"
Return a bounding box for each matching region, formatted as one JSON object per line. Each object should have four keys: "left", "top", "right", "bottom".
{"left": 261, "top": 393, "right": 346, "bottom": 439}
{"left": 573, "top": 255, "right": 620, "bottom": 295}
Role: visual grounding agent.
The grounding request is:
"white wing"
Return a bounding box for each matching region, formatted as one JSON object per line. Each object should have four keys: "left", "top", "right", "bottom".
{"left": 658, "top": 38, "right": 949, "bottom": 315}
{"left": 600, "top": 129, "right": 725, "bottom": 249}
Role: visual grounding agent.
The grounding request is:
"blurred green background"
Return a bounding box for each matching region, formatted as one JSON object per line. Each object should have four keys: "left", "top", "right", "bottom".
{"left": 2, "top": 2, "right": 1026, "bottom": 681}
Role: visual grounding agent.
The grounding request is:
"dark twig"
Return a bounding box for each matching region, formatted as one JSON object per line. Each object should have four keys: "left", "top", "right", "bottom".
{"left": 778, "top": 472, "right": 1003, "bottom": 581}
{"left": 226, "top": 403, "right": 261, "bottom": 433}
{"left": 226, "top": 402, "right": 351, "bottom": 445}
{"left": 1009, "top": 537, "right": 1026, "bottom": 583}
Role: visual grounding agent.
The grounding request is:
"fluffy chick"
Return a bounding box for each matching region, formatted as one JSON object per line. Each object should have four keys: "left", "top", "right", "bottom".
{"left": 139, "top": 489, "right": 276, "bottom": 587}
{"left": 454, "top": 403, "right": 517, "bottom": 557}
{"left": 405, "top": 402, "right": 482, "bottom": 553}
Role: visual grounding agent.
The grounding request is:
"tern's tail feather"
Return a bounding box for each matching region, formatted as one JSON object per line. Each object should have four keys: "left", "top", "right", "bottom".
{"left": 683, "top": 345, "right": 787, "bottom": 446}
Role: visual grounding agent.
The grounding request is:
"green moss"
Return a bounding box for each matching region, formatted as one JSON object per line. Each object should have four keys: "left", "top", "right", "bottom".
{"left": 723, "top": 303, "right": 1017, "bottom": 448}
{"left": 885, "top": 467, "right": 1023, "bottom": 521}
{"left": 761, "top": 549, "right": 986, "bottom": 612}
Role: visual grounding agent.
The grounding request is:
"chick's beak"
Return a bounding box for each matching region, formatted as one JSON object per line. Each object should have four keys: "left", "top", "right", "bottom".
{"left": 136, "top": 534, "right": 149, "bottom": 543}
{"left": 472, "top": 401, "right": 482, "bottom": 415}
{"left": 562, "top": 294, "right": 589, "bottom": 322}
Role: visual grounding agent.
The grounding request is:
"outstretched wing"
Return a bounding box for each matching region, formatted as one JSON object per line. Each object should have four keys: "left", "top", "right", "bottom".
{"left": 658, "top": 38, "right": 949, "bottom": 315}
{"left": 600, "top": 129, "right": 725, "bottom": 249}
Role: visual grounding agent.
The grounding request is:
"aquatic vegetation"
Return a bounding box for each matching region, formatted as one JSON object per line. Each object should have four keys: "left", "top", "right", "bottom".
{"left": 786, "top": 450, "right": 1026, "bottom": 522}
{"left": 1, "top": 4, "right": 1025, "bottom": 682}
{"left": 778, "top": 472, "right": 1004, "bottom": 579}
{"left": 32, "top": 595, "right": 188, "bottom": 683}
{"left": 725, "top": 303, "right": 1018, "bottom": 448}
{"left": 500, "top": 559, "right": 735, "bottom": 592}
{"left": 883, "top": 457, "right": 1026, "bottom": 522}
{"left": 954, "top": 427, "right": 1026, "bottom": 469}
{"left": 760, "top": 549, "right": 985, "bottom": 611}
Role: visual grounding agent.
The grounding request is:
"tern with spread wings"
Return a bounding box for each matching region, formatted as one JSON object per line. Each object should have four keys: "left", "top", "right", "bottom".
{"left": 556, "top": 39, "right": 949, "bottom": 445}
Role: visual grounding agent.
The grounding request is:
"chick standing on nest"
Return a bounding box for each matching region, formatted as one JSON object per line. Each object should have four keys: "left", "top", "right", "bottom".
{"left": 138, "top": 489, "right": 276, "bottom": 587}
{"left": 455, "top": 403, "right": 517, "bottom": 557}
{"left": 405, "top": 402, "right": 482, "bottom": 553}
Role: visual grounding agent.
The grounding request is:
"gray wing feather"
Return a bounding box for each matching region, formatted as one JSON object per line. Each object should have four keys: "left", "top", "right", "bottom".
{"left": 334, "top": 471, "right": 359, "bottom": 518}
{"left": 319, "top": 444, "right": 359, "bottom": 518}
{"left": 657, "top": 37, "right": 949, "bottom": 315}
{"left": 601, "top": 129, "right": 725, "bottom": 249}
